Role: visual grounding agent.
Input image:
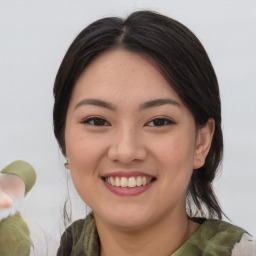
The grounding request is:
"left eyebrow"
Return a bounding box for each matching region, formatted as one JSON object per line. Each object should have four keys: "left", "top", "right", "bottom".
{"left": 139, "top": 98, "right": 180, "bottom": 110}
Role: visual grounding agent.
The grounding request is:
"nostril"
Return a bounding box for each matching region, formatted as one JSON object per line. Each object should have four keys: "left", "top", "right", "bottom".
{"left": 107, "top": 145, "right": 147, "bottom": 164}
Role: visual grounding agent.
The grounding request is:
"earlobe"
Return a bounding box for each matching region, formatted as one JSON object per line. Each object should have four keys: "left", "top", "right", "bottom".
{"left": 193, "top": 118, "right": 215, "bottom": 169}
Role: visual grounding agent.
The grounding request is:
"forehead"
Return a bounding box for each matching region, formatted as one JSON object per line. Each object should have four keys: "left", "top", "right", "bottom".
{"left": 70, "top": 49, "right": 182, "bottom": 107}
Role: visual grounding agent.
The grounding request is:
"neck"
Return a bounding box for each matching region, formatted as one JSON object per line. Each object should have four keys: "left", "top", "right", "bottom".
{"left": 95, "top": 211, "right": 199, "bottom": 256}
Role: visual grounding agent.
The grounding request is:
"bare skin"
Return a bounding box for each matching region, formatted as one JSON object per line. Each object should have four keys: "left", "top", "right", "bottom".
{"left": 0, "top": 191, "right": 13, "bottom": 209}
{"left": 65, "top": 49, "right": 215, "bottom": 256}
{"left": 97, "top": 207, "right": 200, "bottom": 256}
{"left": 0, "top": 174, "right": 25, "bottom": 210}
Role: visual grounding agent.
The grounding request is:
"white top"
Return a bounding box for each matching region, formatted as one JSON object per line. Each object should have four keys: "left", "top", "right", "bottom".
{"left": 232, "top": 233, "right": 256, "bottom": 256}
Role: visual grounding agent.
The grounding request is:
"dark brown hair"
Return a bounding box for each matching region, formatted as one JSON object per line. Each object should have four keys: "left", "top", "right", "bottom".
{"left": 53, "top": 10, "right": 224, "bottom": 219}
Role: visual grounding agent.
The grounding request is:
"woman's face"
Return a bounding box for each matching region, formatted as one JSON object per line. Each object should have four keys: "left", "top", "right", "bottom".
{"left": 65, "top": 49, "right": 212, "bottom": 230}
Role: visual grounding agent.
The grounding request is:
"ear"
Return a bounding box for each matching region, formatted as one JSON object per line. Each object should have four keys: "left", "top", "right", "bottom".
{"left": 193, "top": 118, "right": 215, "bottom": 169}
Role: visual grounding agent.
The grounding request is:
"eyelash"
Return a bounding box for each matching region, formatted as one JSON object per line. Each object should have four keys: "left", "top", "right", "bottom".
{"left": 145, "top": 117, "right": 175, "bottom": 127}
{"left": 81, "top": 116, "right": 175, "bottom": 127}
{"left": 81, "top": 116, "right": 110, "bottom": 126}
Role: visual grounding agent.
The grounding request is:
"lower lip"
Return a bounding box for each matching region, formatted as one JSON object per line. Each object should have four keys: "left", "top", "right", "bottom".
{"left": 103, "top": 179, "right": 155, "bottom": 196}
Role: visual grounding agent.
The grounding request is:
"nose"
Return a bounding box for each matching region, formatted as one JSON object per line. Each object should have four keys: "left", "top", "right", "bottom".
{"left": 107, "top": 127, "right": 147, "bottom": 164}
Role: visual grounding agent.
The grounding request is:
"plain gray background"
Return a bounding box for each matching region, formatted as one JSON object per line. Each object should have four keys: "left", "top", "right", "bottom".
{"left": 0, "top": 0, "right": 255, "bottom": 255}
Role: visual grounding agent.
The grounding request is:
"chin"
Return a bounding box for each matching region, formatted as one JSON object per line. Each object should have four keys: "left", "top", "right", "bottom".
{"left": 94, "top": 205, "right": 155, "bottom": 231}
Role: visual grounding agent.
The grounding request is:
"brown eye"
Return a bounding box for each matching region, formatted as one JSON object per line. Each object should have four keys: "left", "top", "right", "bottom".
{"left": 82, "top": 117, "right": 110, "bottom": 126}
{"left": 146, "top": 118, "right": 174, "bottom": 127}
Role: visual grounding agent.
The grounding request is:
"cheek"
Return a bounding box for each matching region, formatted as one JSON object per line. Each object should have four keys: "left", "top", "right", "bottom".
{"left": 65, "top": 127, "right": 110, "bottom": 178}
{"left": 152, "top": 132, "right": 196, "bottom": 169}
{"left": 67, "top": 139, "right": 99, "bottom": 170}
{"left": 154, "top": 134, "right": 195, "bottom": 200}
{"left": 65, "top": 131, "right": 107, "bottom": 204}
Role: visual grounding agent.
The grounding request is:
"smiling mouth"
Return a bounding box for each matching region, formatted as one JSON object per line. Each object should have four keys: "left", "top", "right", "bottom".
{"left": 102, "top": 176, "right": 156, "bottom": 188}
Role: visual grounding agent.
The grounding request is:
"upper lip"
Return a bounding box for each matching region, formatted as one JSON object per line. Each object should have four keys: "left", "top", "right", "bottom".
{"left": 101, "top": 171, "right": 155, "bottom": 178}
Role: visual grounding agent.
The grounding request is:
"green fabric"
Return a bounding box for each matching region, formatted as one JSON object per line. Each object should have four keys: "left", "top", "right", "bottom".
{"left": 58, "top": 213, "right": 246, "bottom": 256}
{"left": 172, "top": 219, "right": 246, "bottom": 256}
{"left": 57, "top": 213, "right": 100, "bottom": 256}
{"left": 0, "top": 212, "right": 32, "bottom": 256}
{"left": 1, "top": 160, "right": 36, "bottom": 195}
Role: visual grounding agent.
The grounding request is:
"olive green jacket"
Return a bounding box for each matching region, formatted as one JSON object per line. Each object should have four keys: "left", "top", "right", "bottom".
{"left": 0, "top": 213, "right": 32, "bottom": 256}
{"left": 0, "top": 161, "right": 36, "bottom": 256}
{"left": 57, "top": 213, "right": 246, "bottom": 256}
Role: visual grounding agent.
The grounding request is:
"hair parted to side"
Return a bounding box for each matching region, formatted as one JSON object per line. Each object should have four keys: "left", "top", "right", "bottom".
{"left": 53, "top": 10, "right": 224, "bottom": 220}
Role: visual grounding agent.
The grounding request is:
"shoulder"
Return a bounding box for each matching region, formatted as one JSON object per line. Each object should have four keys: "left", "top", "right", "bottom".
{"left": 58, "top": 213, "right": 95, "bottom": 240}
{"left": 197, "top": 220, "right": 255, "bottom": 256}
{"left": 57, "top": 218, "right": 85, "bottom": 256}
{"left": 201, "top": 219, "right": 246, "bottom": 236}
{"left": 198, "top": 219, "right": 247, "bottom": 248}
{"left": 57, "top": 213, "right": 99, "bottom": 256}
{"left": 172, "top": 219, "right": 249, "bottom": 256}
{"left": 231, "top": 233, "right": 256, "bottom": 256}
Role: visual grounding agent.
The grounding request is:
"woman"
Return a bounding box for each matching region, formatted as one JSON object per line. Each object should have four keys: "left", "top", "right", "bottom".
{"left": 53, "top": 11, "right": 255, "bottom": 255}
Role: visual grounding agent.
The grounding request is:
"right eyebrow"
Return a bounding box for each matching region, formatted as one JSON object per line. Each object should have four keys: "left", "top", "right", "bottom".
{"left": 74, "top": 98, "right": 116, "bottom": 111}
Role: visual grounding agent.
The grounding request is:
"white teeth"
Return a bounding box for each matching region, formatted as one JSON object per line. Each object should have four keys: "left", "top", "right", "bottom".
{"left": 110, "top": 177, "right": 115, "bottom": 186}
{"left": 128, "top": 177, "right": 136, "bottom": 188}
{"left": 137, "top": 176, "right": 142, "bottom": 186}
{"left": 120, "top": 177, "right": 128, "bottom": 187}
{"left": 115, "top": 177, "right": 120, "bottom": 187}
{"left": 105, "top": 176, "right": 153, "bottom": 187}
